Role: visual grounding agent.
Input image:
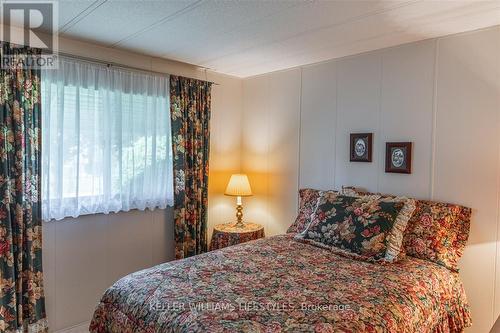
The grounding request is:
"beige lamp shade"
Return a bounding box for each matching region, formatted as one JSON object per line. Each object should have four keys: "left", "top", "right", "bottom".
{"left": 225, "top": 174, "right": 253, "bottom": 197}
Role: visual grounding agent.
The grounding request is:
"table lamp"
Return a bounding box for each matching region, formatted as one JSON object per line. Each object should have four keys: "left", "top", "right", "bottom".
{"left": 225, "top": 174, "right": 253, "bottom": 228}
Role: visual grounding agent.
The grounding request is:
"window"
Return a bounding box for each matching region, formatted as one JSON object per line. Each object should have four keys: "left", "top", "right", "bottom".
{"left": 41, "top": 57, "right": 173, "bottom": 221}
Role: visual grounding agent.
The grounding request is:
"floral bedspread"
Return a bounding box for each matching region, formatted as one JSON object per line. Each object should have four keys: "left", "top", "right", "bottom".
{"left": 89, "top": 235, "right": 471, "bottom": 333}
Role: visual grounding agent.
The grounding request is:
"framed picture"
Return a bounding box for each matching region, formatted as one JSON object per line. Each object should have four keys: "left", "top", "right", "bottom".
{"left": 385, "top": 142, "right": 412, "bottom": 174}
{"left": 350, "top": 133, "right": 373, "bottom": 162}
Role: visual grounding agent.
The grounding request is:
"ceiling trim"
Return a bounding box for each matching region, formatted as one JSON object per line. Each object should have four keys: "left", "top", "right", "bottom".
{"left": 111, "top": 0, "right": 205, "bottom": 48}
{"left": 59, "top": 0, "right": 108, "bottom": 33}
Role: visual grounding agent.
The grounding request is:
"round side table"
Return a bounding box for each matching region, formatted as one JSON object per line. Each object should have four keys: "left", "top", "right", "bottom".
{"left": 210, "top": 223, "right": 264, "bottom": 250}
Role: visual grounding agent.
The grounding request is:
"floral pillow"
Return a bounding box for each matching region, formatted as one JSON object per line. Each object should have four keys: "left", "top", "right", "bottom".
{"left": 403, "top": 200, "right": 472, "bottom": 272}
{"left": 295, "top": 194, "right": 405, "bottom": 262}
{"left": 341, "top": 186, "right": 472, "bottom": 271}
{"left": 340, "top": 187, "right": 416, "bottom": 261}
{"left": 287, "top": 189, "right": 321, "bottom": 234}
{"left": 287, "top": 189, "right": 336, "bottom": 234}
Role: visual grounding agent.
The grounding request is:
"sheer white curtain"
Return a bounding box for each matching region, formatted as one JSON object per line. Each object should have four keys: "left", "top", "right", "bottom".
{"left": 41, "top": 57, "right": 173, "bottom": 221}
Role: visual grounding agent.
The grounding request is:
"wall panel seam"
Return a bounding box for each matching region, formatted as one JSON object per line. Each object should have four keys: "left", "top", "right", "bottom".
{"left": 266, "top": 78, "right": 270, "bottom": 231}
{"left": 494, "top": 25, "right": 500, "bottom": 324}
{"left": 105, "top": 215, "right": 110, "bottom": 297}
{"left": 54, "top": 222, "right": 58, "bottom": 328}
{"left": 150, "top": 212, "right": 154, "bottom": 267}
{"left": 239, "top": 80, "right": 244, "bottom": 172}
{"left": 430, "top": 39, "right": 439, "bottom": 201}
{"left": 377, "top": 53, "right": 383, "bottom": 193}
{"left": 297, "top": 68, "right": 303, "bottom": 207}
{"left": 333, "top": 63, "right": 339, "bottom": 189}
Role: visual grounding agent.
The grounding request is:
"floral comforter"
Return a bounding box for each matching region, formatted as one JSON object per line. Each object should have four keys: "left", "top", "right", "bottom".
{"left": 89, "top": 235, "right": 471, "bottom": 333}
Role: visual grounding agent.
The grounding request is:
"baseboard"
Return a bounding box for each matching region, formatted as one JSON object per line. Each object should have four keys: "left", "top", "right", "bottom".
{"left": 53, "top": 321, "right": 90, "bottom": 333}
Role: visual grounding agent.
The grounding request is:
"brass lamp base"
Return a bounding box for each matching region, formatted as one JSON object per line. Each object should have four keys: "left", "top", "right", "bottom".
{"left": 233, "top": 202, "right": 245, "bottom": 228}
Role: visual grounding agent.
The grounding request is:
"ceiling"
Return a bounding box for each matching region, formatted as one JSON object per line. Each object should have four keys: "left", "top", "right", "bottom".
{"left": 26, "top": 0, "right": 500, "bottom": 77}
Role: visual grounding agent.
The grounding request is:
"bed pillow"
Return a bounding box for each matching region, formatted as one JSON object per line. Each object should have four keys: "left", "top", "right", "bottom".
{"left": 341, "top": 186, "right": 472, "bottom": 271}
{"left": 340, "top": 186, "right": 360, "bottom": 196}
{"left": 341, "top": 186, "right": 376, "bottom": 197}
{"left": 287, "top": 189, "right": 323, "bottom": 234}
{"left": 340, "top": 187, "right": 416, "bottom": 261}
{"left": 295, "top": 194, "right": 405, "bottom": 262}
{"left": 380, "top": 196, "right": 416, "bottom": 261}
{"left": 403, "top": 200, "right": 472, "bottom": 272}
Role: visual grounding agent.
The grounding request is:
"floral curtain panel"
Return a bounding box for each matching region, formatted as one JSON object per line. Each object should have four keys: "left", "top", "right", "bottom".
{"left": 0, "top": 44, "right": 47, "bottom": 332}
{"left": 170, "top": 75, "right": 212, "bottom": 259}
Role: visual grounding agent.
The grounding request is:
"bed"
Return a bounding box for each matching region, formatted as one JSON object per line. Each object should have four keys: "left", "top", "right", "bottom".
{"left": 89, "top": 234, "right": 471, "bottom": 333}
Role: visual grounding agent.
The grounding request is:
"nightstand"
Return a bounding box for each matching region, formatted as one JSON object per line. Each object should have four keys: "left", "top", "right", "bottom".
{"left": 210, "top": 223, "right": 264, "bottom": 250}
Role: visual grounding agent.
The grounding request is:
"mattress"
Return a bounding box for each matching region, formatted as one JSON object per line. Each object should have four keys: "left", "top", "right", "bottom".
{"left": 89, "top": 234, "right": 471, "bottom": 333}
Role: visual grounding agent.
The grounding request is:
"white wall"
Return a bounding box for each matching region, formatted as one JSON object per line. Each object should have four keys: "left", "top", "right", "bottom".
{"left": 242, "top": 69, "right": 301, "bottom": 236}
{"left": 42, "top": 209, "right": 174, "bottom": 332}
{"left": 208, "top": 72, "right": 243, "bottom": 240}
{"left": 241, "top": 26, "right": 500, "bottom": 333}
{"left": 41, "top": 37, "right": 242, "bottom": 332}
